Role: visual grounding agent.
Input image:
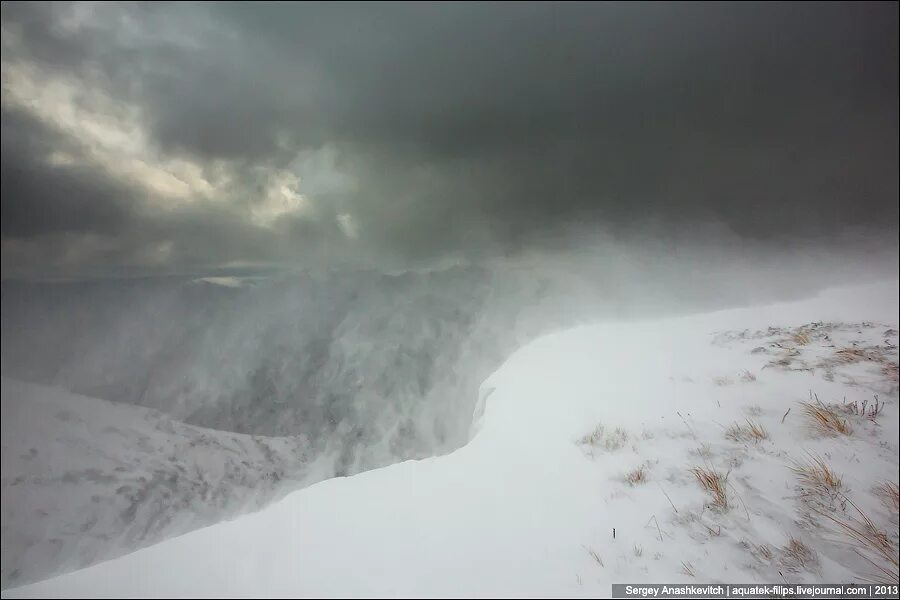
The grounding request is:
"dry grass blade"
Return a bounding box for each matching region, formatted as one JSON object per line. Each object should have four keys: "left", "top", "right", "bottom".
{"left": 583, "top": 546, "right": 604, "bottom": 568}
{"left": 746, "top": 419, "right": 768, "bottom": 441}
{"left": 691, "top": 467, "right": 728, "bottom": 509}
{"left": 790, "top": 454, "right": 843, "bottom": 492}
{"left": 792, "top": 331, "right": 812, "bottom": 345}
{"left": 835, "top": 347, "right": 868, "bottom": 364}
{"left": 782, "top": 537, "right": 816, "bottom": 571}
{"left": 680, "top": 561, "right": 695, "bottom": 577}
{"left": 726, "top": 419, "right": 769, "bottom": 443}
{"left": 660, "top": 485, "right": 679, "bottom": 514}
{"left": 725, "top": 423, "right": 744, "bottom": 441}
{"left": 800, "top": 401, "right": 852, "bottom": 436}
{"left": 755, "top": 544, "right": 774, "bottom": 561}
{"left": 646, "top": 514, "right": 665, "bottom": 542}
{"left": 626, "top": 466, "right": 647, "bottom": 486}
{"left": 875, "top": 482, "right": 899, "bottom": 511}
{"left": 812, "top": 497, "right": 898, "bottom": 583}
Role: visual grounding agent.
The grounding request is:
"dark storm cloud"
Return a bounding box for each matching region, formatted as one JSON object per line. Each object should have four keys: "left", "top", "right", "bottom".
{"left": 0, "top": 107, "right": 137, "bottom": 238}
{"left": 1, "top": 1, "right": 897, "bottom": 275}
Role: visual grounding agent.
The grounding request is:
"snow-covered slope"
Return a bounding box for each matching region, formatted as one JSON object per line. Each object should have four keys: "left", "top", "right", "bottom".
{"left": 5, "top": 280, "right": 898, "bottom": 598}
{"left": 0, "top": 379, "right": 319, "bottom": 589}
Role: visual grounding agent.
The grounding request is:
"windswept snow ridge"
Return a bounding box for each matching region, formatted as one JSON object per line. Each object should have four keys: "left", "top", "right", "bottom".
{"left": 7, "top": 280, "right": 897, "bottom": 598}
{"left": 0, "top": 379, "right": 318, "bottom": 589}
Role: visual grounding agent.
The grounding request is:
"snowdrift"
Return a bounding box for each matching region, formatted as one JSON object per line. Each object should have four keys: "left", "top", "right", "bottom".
{"left": 0, "top": 379, "right": 318, "bottom": 588}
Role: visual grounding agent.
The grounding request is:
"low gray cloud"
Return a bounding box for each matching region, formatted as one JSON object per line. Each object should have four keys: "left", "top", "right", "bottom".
{"left": 1, "top": 1, "right": 897, "bottom": 277}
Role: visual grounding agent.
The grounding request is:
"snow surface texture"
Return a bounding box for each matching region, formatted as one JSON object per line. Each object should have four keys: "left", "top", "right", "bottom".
{"left": 6, "top": 279, "right": 897, "bottom": 598}
{"left": 0, "top": 379, "right": 322, "bottom": 589}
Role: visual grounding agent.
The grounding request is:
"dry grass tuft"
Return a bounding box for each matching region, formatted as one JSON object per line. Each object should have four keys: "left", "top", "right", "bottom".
{"left": 781, "top": 537, "right": 816, "bottom": 571}
{"left": 633, "top": 544, "right": 643, "bottom": 557}
{"left": 580, "top": 425, "right": 604, "bottom": 446}
{"left": 875, "top": 482, "right": 899, "bottom": 511}
{"left": 883, "top": 362, "right": 899, "bottom": 382}
{"left": 792, "top": 331, "right": 812, "bottom": 345}
{"left": 800, "top": 401, "right": 852, "bottom": 436}
{"left": 834, "top": 347, "right": 869, "bottom": 364}
{"left": 691, "top": 467, "right": 729, "bottom": 510}
{"left": 790, "top": 454, "right": 843, "bottom": 492}
{"left": 724, "top": 423, "right": 743, "bottom": 441}
{"left": 725, "top": 419, "right": 769, "bottom": 443}
{"left": 740, "top": 369, "right": 757, "bottom": 382}
{"left": 755, "top": 544, "right": 774, "bottom": 561}
{"left": 813, "top": 497, "right": 898, "bottom": 583}
{"left": 680, "top": 561, "right": 696, "bottom": 577}
{"left": 580, "top": 424, "right": 629, "bottom": 451}
{"left": 746, "top": 420, "right": 769, "bottom": 441}
{"left": 626, "top": 466, "right": 647, "bottom": 486}
{"left": 608, "top": 430, "right": 629, "bottom": 450}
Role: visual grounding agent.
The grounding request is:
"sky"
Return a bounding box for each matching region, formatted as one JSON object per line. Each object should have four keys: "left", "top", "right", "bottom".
{"left": 1, "top": 2, "right": 897, "bottom": 278}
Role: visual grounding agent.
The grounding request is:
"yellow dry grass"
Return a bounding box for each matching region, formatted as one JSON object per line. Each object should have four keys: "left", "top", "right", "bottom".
{"left": 691, "top": 467, "right": 728, "bottom": 509}
{"left": 747, "top": 420, "right": 768, "bottom": 440}
{"left": 800, "top": 401, "right": 852, "bottom": 436}
{"left": 834, "top": 347, "right": 869, "bottom": 364}
{"left": 792, "top": 331, "right": 812, "bottom": 345}
{"left": 782, "top": 537, "right": 815, "bottom": 570}
{"left": 726, "top": 419, "right": 769, "bottom": 443}
{"left": 790, "top": 454, "right": 843, "bottom": 491}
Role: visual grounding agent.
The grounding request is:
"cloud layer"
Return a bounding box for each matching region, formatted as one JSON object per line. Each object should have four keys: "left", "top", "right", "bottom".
{"left": 2, "top": 2, "right": 897, "bottom": 277}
